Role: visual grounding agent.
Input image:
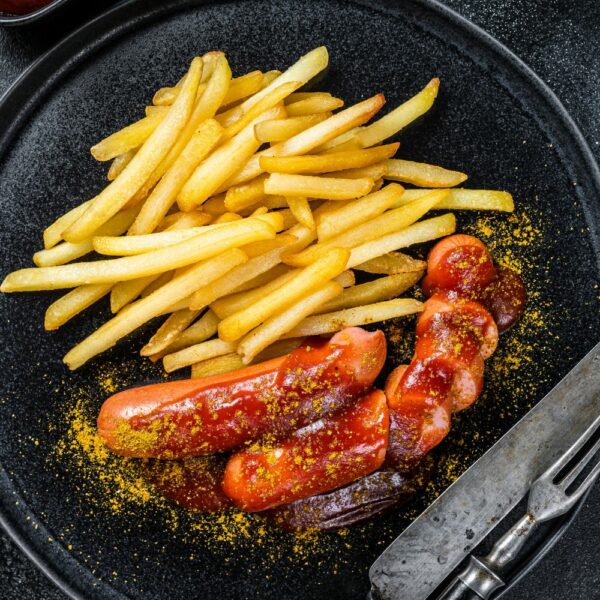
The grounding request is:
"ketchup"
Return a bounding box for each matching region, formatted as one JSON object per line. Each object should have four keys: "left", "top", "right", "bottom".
{"left": 0, "top": 0, "right": 53, "bottom": 16}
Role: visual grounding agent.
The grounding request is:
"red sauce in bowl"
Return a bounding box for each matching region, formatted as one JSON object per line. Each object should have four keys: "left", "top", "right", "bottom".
{"left": 0, "top": 0, "right": 54, "bottom": 16}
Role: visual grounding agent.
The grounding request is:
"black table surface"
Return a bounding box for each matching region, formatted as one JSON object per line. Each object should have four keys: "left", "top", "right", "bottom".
{"left": 0, "top": 1, "right": 598, "bottom": 598}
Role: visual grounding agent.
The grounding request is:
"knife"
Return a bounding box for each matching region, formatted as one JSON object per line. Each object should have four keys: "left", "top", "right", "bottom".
{"left": 369, "top": 340, "right": 600, "bottom": 600}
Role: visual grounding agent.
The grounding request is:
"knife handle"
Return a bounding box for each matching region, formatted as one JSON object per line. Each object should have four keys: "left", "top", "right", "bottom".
{"left": 435, "top": 556, "right": 504, "bottom": 600}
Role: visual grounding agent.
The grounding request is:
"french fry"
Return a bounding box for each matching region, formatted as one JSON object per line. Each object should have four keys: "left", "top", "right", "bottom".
{"left": 132, "top": 54, "right": 232, "bottom": 206}
{"left": 354, "top": 252, "right": 426, "bottom": 275}
{"left": 214, "top": 212, "right": 243, "bottom": 223}
{"left": 2, "top": 219, "right": 273, "bottom": 292}
{"left": 260, "top": 144, "right": 398, "bottom": 175}
{"left": 254, "top": 113, "right": 330, "bottom": 143}
{"left": 315, "top": 183, "right": 404, "bottom": 241}
{"left": 156, "top": 211, "right": 212, "bottom": 231}
{"left": 333, "top": 162, "right": 388, "bottom": 180}
{"left": 237, "top": 281, "right": 342, "bottom": 363}
{"left": 393, "top": 188, "right": 515, "bottom": 212}
{"left": 240, "top": 233, "right": 298, "bottom": 258}
{"left": 110, "top": 274, "right": 158, "bottom": 313}
{"left": 285, "top": 92, "right": 332, "bottom": 104}
{"left": 281, "top": 298, "right": 424, "bottom": 338}
{"left": 43, "top": 200, "right": 93, "bottom": 250}
{"left": 356, "top": 78, "right": 440, "bottom": 148}
{"left": 63, "top": 249, "right": 247, "bottom": 370}
{"left": 107, "top": 149, "right": 136, "bottom": 181}
{"left": 33, "top": 206, "right": 139, "bottom": 267}
{"left": 286, "top": 189, "right": 447, "bottom": 267}
{"left": 347, "top": 213, "right": 457, "bottom": 268}
{"left": 150, "top": 309, "right": 219, "bottom": 360}
{"left": 221, "top": 70, "right": 264, "bottom": 106}
{"left": 188, "top": 243, "right": 295, "bottom": 310}
{"left": 227, "top": 263, "right": 290, "bottom": 295}
{"left": 91, "top": 108, "right": 169, "bottom": 161}
{"left": 140, "top": 308, "right": 201, "bottom": 356}
{"left": 285, "top": 95, "right": 344, "bottom": 116}
{"left": 317, "top": 272, "right": 424, "bottom": 314}
{"left": 145, "top": 105, "right": 170, "bottom": 117}
{"left": 264, "top": 173, "right": 374, "bottom": 200}
{"left": 44, "top": 284, "right": 112, "bottom": 331}
{"left": 217, "top": 247, "right": 349, "bottom": 341}
{"left": 203, "top": 194, "right": 227, "bottom": 216}
{"left": 177, "top": 105, "right": 286, "bottom": 211}
{"left": 384, "top": 159, "right": 467, "bottom": 187}
{"left": 191, "top": 353, "right": 245, "bottom": 378}
{"left": 223, "top": 94, "right": 386, "bottom": 187}
{"left": 94, "top": 213, "right": 282, "bottom": 256}
{"left": 222, "top": 81, "right": 301, "bottom": 140}
{"left": 313, "top": 127, "right": 359, "bottom": 153}
{"left": 63, "top": 58, "right": 203, "bottom": 243}
{"left": 240, "top": 46, "right": 329, "bottom": 112}
{"left": 253, "top": 337, "right": 303, "bottom": 362}
{"left": 139, "top": 271, "right": 174, "bottom": 298}
{"left": 286, "top": 196, "right": 314, "bottom": 229}
{"left": 164, "top": 338, "right": 238, "bottom": 373}
{"left": 128, "top": 119, "right": 224, "bottom": 235}
{"left": 224, "top": 175, "right": 267, "bottom": 212}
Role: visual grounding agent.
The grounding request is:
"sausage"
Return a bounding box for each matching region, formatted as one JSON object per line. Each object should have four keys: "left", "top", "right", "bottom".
{"left": 482, "top": 266, "right": 527, "bottom": 332}
{"left": 222, "top": 389, "right": 389, "bottom": 512}
{"left": 98, "top": 327, "right": 386, "bottom": 458}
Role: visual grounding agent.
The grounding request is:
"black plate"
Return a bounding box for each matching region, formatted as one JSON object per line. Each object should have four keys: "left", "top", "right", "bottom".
{"left": 0, "top": 1, "right": 598, "bottom": 599}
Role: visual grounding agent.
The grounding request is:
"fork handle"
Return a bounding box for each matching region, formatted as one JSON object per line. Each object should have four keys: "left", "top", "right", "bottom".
{"left": 485, "top": 513, "right": 537, "bottom": 569}
{"left": 436, "top": 557, "right": 504, "bottom": 600}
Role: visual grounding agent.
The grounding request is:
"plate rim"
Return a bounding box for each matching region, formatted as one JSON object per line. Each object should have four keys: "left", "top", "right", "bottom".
{"left": 0, "top": 1, "right": 598, "bottom": 598}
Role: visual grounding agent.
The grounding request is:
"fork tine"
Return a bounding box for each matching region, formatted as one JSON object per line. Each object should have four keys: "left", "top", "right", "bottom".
{"left": 560, "top": 435, "right": 600, "bottom": 489}
{"left": 566, "top": 460, "right": 600, "bottom": 503}
{"left": 544, "top": 414, "right": 600, "bottom": 479}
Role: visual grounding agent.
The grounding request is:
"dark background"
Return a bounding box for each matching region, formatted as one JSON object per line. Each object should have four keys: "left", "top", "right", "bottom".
{"left": 0, "top": 0, "right": 598, "bottom": 598}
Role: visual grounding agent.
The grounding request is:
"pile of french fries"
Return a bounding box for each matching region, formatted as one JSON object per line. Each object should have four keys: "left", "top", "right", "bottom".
{"left": 0, "top": 47, "right": 514, "bottom": 376}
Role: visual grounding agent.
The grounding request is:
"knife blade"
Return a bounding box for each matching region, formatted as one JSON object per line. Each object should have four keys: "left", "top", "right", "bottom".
{"left": 369, "top": 340, "right": 600, "bottom": 600}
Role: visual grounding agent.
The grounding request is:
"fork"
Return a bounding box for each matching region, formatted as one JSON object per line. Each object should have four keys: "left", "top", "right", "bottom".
{"left": 436, "top": 413, "right": 600, "bottom": 600}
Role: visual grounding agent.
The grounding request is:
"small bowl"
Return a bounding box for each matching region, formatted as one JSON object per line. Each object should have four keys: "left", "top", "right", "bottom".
{"left": 0, "top": 0, "right": 72, "bottom": 26}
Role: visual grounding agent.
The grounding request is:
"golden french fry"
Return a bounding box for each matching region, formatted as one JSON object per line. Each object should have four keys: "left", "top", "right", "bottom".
{"left": 156, "top": 211, "right": 212, "bottom": 231}
{"left": 63, "top": 249, "right": 246, "bottom": 370}
{"left": 110, "top": 275, "right": 157, "bottom": 313}
{"left": 356, "top": 78, "right": 440, "bottom": 148}
{"left": 240, "top": 46, "right": 329, "bottom": 112}
{"left": 371, "top": 178, "right": 384, "bottom": 193}
{"left": 264, "top": 173, "right": 374, "bottom": 200}
{"left": 347, "top": 213, "right": 456, "bottom": 268}
{"left": 188, "top": 243, "right": 294, "bottom": 310}
{"left": 94, "top": 213, "right": 281, "bottom": 256}
{"left": 222, "top": 81, "right": 301, "bottom": 141}
{"left": 260, "top": 143, "right": 398, "bottom": 174}
{"left": 91, "top": 109, "right": 169, "bottom": 162}
{"left": 286, "top": 189, "right": 447, "bottom": 267}
{"left": 33, "top": 206, "right": 139, "bottom": 267}
{"left": 285, "top": 95, "right": 344, "bottom": 116}
{"left": 2, "top": 219, "right": 272, "bottom": 292}
{"left": 223, "top": 94, "right": 386, "bottom": 187}
{"left": 384, "top": 159, "right": 467, "bottom": 187}
{"left": 150, "top": 309, "right": 219, "bottom": 361}
{"left": 315, "top": 183, "right": 404, "bottom": 241}
{"left": 221, "top": 70, "right": 264, "bottom": 106}
{"left": 318, "top": 272, "right": 424, "bottom": 314}
{"left": 285, "top": 92, "right": 332, "bottom": 104}
{"left": 393, "top": 188, "right": 515, "bottom": 212}
{"left": 214, "top": 212, "right": 243, "bottom": 223}
{"left": 152, "top": 86, "right": 179, "bottom": 106}
{"left": 145, "top": 105, "right": 170, "bottom": 117}
{"left": 253, "top": 337, "right": 303, "bottom": 362}
{"left": 128, "top": 119, "right": 224, "bottom": 235}
{"left": 224, "top": 175, "right": 267, "bottom": 212}
{"left": 132, "top": 55, "right": 232, "bottom": 207}
{"left": 177, "top": 105, "right": 286, "bottom": 211}
{"left": 217, "top": 247, "right": 349, "bottom": 342}
{"left": 228, "top": 263, "right": 290, "bottom": 295}
{"left": 164, "top": 338, "right": 238, "bottom": 373}
{"left": 141, "top": 308, "right": 201, "bottom": 356}
{"left": 240, "top": 233, "right": 297, "bottom": 258}
{"left": 107, "top": 149, "right": 136, "bottom": 181}
{"left": 203, "top": 194, "right": 227, "bottom": 216}
{"left": 43, "top": 200, "right": 93, "bottom": 250}
{"left": 44, "top": 284, "right": 112, "bottom": 331}
{"left": 63, "top": 58, "right": 203, "bottom": 243}
{"left": 254, "top": 113, "right": 330, "bottom": 143}
{"left": 139, "top": 271, "right": 174, "bottom": 298}
{"left": 313, "top": 127, "right": 359, "bottom": 153}
{"left": 191, "top": 353, "right": 246, "bottom": 378}
{"left": 333, "top": 162, "right": 388, "bottom": 180}
{"left": 354, "top": 252, "right": 426, "bottom": 275}
{"left": 282, "top": 298, "right": 424, "bottom": 338}
{"left": 237, "top": 281, "right": 342, "bottom": 363}
{"left": 286, "top": 196, "right": 314, "bottom": 229}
